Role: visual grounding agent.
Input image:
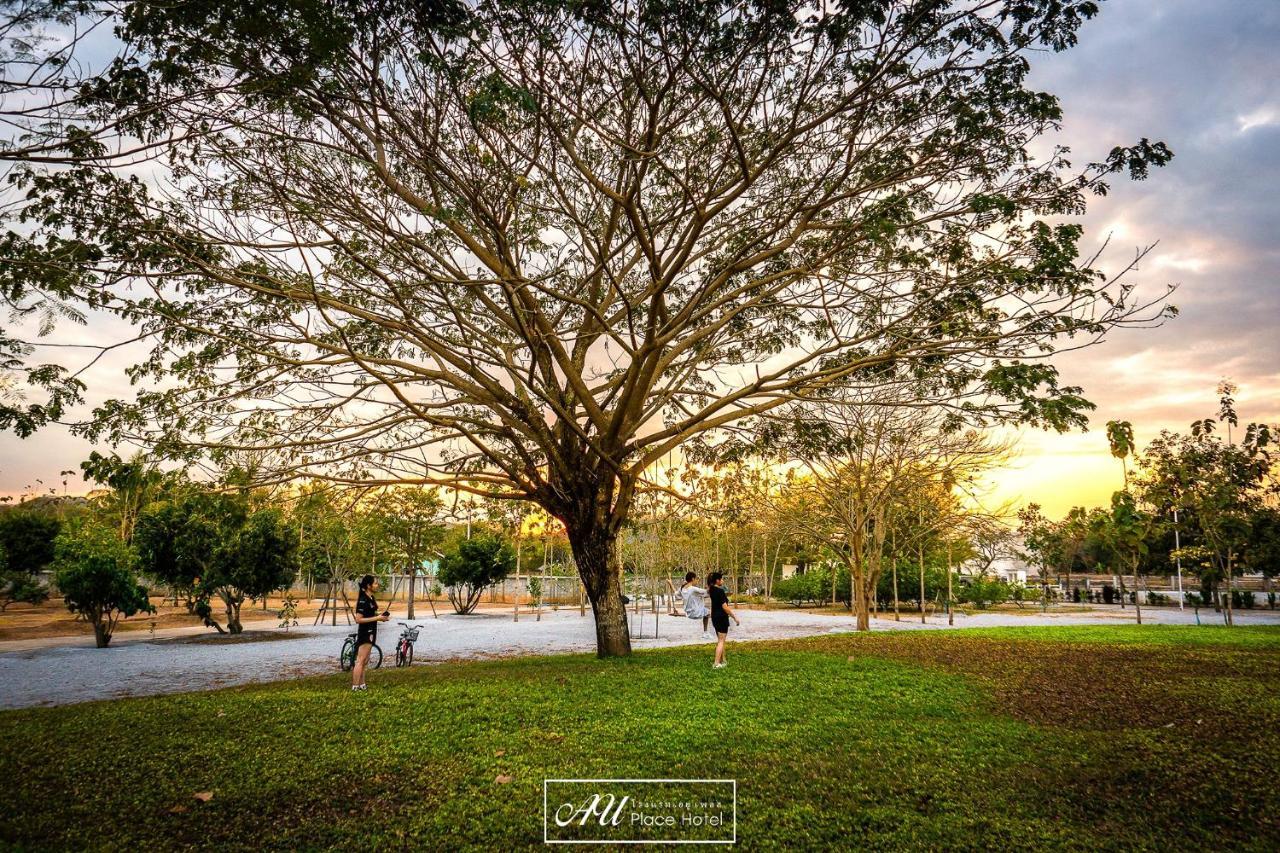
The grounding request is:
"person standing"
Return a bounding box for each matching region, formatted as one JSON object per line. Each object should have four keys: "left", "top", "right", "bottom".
{"left": 352, "top": 574, "right": 389, "bottom": 691}
{"left": 707, "top": 571, "right": 740, "bottom": 669}
{"left": 679, "top": 570, "right": 711, "bottom": 634}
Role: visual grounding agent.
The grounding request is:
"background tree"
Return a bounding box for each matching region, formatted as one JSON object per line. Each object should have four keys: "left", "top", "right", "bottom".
{"left": 1106, "top": 420, "right": 1136, "bottom": 488}
{"left": 2, "top": 0, "right": 1173, "bottom": 656}
{"left": 745, "top": 396, "right": 1008, "bottom": 630}
{"left": 0, "top": 509, "right": 60, "bottom": 574}
{"left": 438, "top": 534, "right": 515, "bottom": 615}
{"left": 369, "top": 486, "right": 445, "bottom": 619}
{"left": 134, "top": 486, "right": 299, "bottom": 633}
{"left": 79, "top": 451, "right": 166, "bottom": 543}
{"left": 52, "top": 519, "right": 153, "bottom": 647}
{"left": 1135, "top": 394, "right": 1274, "bottom": 626}
{"left": 1090, "top": 490, "right": 1156, "bottom": 623}
{"left": 0, "top": 541, "right": 48, "bottom": 610}
{"left": 1018, "top": 503, "right": 1071, "bottom": 606}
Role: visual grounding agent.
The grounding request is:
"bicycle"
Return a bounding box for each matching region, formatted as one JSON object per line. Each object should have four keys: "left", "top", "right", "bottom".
{"left": 393, "top": 622, "right": 421, "bottom": 667}
{"left": 339, "top": 633, "right": 383, "bottom": 671}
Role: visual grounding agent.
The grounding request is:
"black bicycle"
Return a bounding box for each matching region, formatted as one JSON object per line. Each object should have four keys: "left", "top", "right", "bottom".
{"left": 339, "top": 633, "right": 382, "bottom": 671}
{"left": 393, "top": 622, "right": 421, "bottom": 667}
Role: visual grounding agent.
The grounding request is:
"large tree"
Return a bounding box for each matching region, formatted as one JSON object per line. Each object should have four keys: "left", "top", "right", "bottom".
{"left": 1, "top": 0, "right": 1173, "bottom": 655}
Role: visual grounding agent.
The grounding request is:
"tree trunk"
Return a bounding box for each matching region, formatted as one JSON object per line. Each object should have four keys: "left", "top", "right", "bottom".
{"left": 918, "top": 545, "right": 926, "bottom": 625}
{"left": 407, "top": 573, "right": 417, "bottom": 620}
{"left": 1133, "top": 562, "right": 1142, "bottom": 625}
{"left": 856, "top": 572, "right": 873, "bottom": 631}
{"left": 892, "top": 559, "right": 900, "bottom": 621}
{"left": 567, "top": 523, "right": 632, "bottom": 657}
{"left": 225, "top": 594, "right": 243, "bottom": 634}
{"left": 93, "top": 615, "right": 111, "bottom": 648}
{"left": 947, "top": 547, "right": 954, "bottom": 627}
{"left": 1226, "top": 551, "right": 1235, "bottom": 627}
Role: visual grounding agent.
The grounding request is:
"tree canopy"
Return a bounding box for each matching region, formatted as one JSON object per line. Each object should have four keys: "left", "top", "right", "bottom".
{"left": 0, "top": 0, "right": 1173, "bottom": 654}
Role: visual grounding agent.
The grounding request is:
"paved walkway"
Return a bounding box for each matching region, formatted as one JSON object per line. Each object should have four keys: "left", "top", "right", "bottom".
{"left": 2, "top": 605, "right": 1277, "bottom": 710}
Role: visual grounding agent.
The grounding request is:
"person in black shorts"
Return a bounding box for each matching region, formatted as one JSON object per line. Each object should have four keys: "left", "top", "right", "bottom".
{"left": 352, "top": 574, "right": 389, "bottom": 692}
{"left": 707, "top": 571, "right": 740, "bottom": 669}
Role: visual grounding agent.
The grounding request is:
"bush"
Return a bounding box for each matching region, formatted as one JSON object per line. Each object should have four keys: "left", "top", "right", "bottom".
{"left": 772, "top": 572, "right": 821, "bottom": 606}
{"left": 1230, "top": 589, "right": 1256, "bottom": 609}
{"left": 773, "top": 566, "right": 844, "bottom": 606}
{"left": 54, "top": 523, "right": 154, "bottom": 648}
{"left": 1145, "top": 591, "right": 1169, "bottom": 606}
{"left": 1186, "top": 592, "right": 1203, "bottom": 608}
{"left": 957, "top": 578, "right": 1011, "bottom": 609}
{"left": 438, "top": 535, "right": 515, "bottom": 614}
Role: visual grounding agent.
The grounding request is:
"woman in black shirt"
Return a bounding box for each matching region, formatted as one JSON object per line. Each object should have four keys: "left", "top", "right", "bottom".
{"left": 352, "top": 574, "right": 389, "bottom": 692}
{"left": 707, "top": 571, "right": 740, "bottom": 669}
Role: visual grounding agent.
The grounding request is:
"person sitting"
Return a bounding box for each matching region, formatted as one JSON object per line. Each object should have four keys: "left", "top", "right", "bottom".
{"left": 678, "top": 571, "right": 710, "bottom": 634}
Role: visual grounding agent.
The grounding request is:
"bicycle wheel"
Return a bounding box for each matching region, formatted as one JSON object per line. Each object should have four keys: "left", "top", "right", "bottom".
{"left": 339, "top": 638, "right": 356, "bottom": 672}
{"left": 394, "top": 641, "right": 405, "bottom": 668}
{"left": 370, "top": 643, "right": 383, "bottom": 669}
{"left": 402, "top": 643, "right": 413, "bottom": 667}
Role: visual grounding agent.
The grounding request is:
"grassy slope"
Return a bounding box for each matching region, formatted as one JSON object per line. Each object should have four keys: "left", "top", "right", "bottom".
{"left": 2, "top": 626, "right": 1278, "bottom": 851}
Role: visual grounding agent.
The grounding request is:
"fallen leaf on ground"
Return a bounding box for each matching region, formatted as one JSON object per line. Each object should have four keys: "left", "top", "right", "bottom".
{"left": 169, "top": 805, "right": 188, "bottom": 814}
{"left": 495, "top": 774, "right": 513, "bottom": 784}
{"left": 494, "top": 749, "right": 505, "bottom": 757}
{"left": 192, "top": 791, "right": 214, "bottom": 803}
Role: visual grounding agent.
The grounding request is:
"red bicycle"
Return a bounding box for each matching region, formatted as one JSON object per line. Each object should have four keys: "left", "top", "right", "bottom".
{"left": 393, "top": 622, "right": 421, "bottom": 667}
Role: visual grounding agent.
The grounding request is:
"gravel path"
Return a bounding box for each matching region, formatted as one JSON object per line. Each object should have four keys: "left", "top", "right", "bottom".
{"left": 3, "top": 605, "right": 1278, "bottom": 710}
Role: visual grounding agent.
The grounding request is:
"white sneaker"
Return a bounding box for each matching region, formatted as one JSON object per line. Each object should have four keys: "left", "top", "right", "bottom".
{"left": 713, "top": 662, "right": 726, "bottom": 669}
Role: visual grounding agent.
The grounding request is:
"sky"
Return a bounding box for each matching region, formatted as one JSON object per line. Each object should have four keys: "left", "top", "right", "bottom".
{"left": 2, "top": 0, "right": 1278, "bottom": 518}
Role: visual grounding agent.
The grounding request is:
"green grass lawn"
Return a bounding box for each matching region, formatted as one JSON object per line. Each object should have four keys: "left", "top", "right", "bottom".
{"left": 2, "top": 626, "right": 1278, "bottom": 850}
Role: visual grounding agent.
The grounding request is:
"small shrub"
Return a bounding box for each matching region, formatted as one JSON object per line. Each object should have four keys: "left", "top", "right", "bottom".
{"left": 438, "top": 535, "right": 515, "bottom": 614}
{"left": 958, "top": 578, "right": 1011, "bottom": 609}
{"left": 1230, "top": 589, "right": 1256, "bottom": 609}
{"left": 277, "top": 593, "right": 299, "bottom": 630}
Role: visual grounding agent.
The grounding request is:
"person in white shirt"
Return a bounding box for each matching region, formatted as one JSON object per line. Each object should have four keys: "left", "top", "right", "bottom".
{"left": 678, "top": 571, "right": 710, "bottom": 634}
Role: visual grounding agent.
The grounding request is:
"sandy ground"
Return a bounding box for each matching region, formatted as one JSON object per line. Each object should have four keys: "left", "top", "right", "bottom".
{"left": 2, "top": 604, "right": 1278, "bottom": 710}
